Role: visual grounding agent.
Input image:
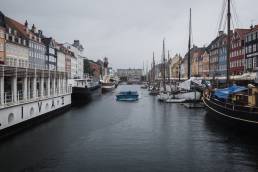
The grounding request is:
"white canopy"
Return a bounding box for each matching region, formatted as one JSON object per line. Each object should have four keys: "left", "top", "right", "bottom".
{"left": 179, "top": 77, "right": 202, "bottom": 91}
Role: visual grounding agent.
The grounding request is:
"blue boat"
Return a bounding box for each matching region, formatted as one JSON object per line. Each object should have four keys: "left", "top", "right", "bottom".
{"left": 116, "top": 91, "right": 139, "bottom": 101}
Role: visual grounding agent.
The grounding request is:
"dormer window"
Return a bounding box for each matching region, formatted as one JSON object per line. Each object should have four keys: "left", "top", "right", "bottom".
{"left": 8, "top": 28, "right": 11, "bottom": 34}
{"left": 14, "top": 30, "right": 17, "bottom": 36}
{"left": 12, "top": 35, "right": 15, "bottom": 42}
{"left": 18, "top": 38, "right": 21, "bottom": 44}
{"left": 23, "top": 39, "right": 26, "bottom": 46}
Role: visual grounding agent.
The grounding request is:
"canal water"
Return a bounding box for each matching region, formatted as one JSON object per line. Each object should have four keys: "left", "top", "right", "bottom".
{"left": 1, "top": 85, "right": 258, "bottom": 172}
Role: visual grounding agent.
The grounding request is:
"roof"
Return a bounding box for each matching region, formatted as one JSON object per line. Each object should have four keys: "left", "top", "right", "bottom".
{"left": 5, "top": 16, "right": 44, "bottom": 44}
{"left": 249, "top": 25, "right": 258, "bottom": 33}
{"left": 233, "top": 28, "right": 250, "bottom": 40}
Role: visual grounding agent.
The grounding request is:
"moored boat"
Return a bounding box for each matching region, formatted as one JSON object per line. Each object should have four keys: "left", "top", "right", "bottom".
{"left": 116, "top": 91, "right": 139, "bottom": 101}
{"left": 165, "top": 97, "right": 186, "bottom": 103}
{"left": 203, "top": 84, "right": 258, "bottom": 127}
{"left": 101, "top": 57, "right": 116, "bottom": 93}
{"left": 101, "top": 82, "right": 116, "bottom": 93}
{"left": 157, "top": 91, "right": 170, "bottom": 102}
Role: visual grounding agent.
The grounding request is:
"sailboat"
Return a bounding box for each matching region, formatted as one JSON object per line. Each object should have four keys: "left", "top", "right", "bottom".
{"left": 157, "top": 39, "right": 170, "bottom": 101}
{"left": 166, "top": 8, "right": 202, "bottom": 103}
{"left": 202, "top": 0, "right": 258, "bottom": 127}
{"left": 149, "top": 52, "right": 159, "bottom": 95}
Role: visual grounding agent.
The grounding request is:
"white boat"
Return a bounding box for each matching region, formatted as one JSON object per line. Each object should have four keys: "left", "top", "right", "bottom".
{"left": 174, "top": 78, "right": 203, "bottom": 102}
{"left": 157, "top": 92, "right": 170, "bottom": 101}
{"left": 101, "top": 75, "right": 116, "bottom": 93}
{"left": 101, "top": 57, "right": 116, "bottom": 93}
{"left": 175, "top": 91, "right": 201, "bottom": 101}
{"left": 166, "top": 98, "right": 186, "bottom": 103}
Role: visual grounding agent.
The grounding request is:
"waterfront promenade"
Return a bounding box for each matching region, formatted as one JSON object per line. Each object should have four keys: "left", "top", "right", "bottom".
{"left": 0, "top": 85, "right": 258, "bottom": 171}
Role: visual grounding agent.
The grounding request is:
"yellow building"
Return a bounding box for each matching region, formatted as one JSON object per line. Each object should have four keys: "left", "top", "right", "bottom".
{"left": 169, "top": 54, "right": 182, "bottom": 79}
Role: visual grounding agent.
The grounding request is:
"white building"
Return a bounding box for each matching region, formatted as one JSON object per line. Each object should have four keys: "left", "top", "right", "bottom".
{"left": 56, "top": 44, "right": 66, "bottom": 72}
{"left": 63, "top": 40, "right": 85, "bottom": 79}
{"left": 117, "top": 68, "right": 143, "bottom": 78}
{"left": 5, "top": 41, "right": 29, "bottom": 68}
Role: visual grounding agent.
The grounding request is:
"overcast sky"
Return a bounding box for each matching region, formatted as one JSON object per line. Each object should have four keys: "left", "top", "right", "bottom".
{"left": 2, "top": 0, "right": 258, "bottom": 69}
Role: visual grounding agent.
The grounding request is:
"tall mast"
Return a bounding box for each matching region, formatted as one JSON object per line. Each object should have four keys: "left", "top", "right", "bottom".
{"left": 153, "top": 52, "right": 155, "bottom": 82}
{"left": 162, "top": 39, "right": 166, "bottom": 92}
{"left": 188, "top": 8, "right": 192, "bottom": 79}
{"left": 179, "top": 55, "right": 181, "bottom": 82}
{"left": 168, "top": 50, "right": 170, "bottom": 82}
{"left": 226, "top": 0, "right": 231, "bottom": 86}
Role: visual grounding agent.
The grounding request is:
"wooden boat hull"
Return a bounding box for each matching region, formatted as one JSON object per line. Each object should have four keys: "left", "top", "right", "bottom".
{"left": 203, "top": 96, "right": 258, "bottom": 128}
{"left": 101, "top": 83, "right": 115, "bottom": 93}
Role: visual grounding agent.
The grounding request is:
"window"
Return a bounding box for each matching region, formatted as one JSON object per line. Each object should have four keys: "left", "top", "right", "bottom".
{"left": 253, "top": 57, "right": 257, "bottom": 68}
{"left": 249, "top": 58, "right": 253, "bottom": 68}
{"left": 253, "top": 44, "right": 257, "bottom": 52}
{"left": 253, "top": 33, "right": 257, "bottom": 40}
{"left": 249, "top": 45, "right": 252, "bottom": 53}
{"left": 248, "top": 35, "right": 252, "bottom": 42}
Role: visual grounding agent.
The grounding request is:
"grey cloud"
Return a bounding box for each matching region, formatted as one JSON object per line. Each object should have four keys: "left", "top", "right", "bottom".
{"left": 2, "top": 0, "right": 258, "bottom": 69}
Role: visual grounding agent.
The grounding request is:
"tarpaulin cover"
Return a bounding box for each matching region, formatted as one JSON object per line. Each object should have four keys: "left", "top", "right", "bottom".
{"left": 213, "top": 85, "right": 247, "bottom": 100}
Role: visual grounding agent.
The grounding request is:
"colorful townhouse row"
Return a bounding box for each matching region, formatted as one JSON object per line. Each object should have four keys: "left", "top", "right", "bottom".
{"left": 0, "top": 11, "right": 103, "bottom": 81}
{"left": 166, "top": 25, "right": 258, "bottom": 79}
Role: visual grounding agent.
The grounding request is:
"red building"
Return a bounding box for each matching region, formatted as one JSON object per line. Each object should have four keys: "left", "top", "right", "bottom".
{"left": 230, "top": 28, "right": 250, "bottom": 75}
{"left": 90, "top": 61, "right": 101, "bottom": 78}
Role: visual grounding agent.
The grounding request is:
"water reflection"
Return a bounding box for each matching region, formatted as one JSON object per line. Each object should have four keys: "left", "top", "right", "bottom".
{"left": 0, "top": 85, "right": 258, "bottom": 171}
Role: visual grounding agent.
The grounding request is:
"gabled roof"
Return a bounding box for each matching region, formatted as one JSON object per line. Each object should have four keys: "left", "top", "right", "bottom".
{"left": 233, "top": 28, "right": 250, "bottom": 40}
{"left": 249, "top": 25, "right": 258, "bottom": 33}
{"left": 4, "top": 14, "right": 44, "bottom": 45}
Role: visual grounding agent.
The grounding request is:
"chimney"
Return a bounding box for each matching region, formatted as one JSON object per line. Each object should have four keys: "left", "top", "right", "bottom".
{"left": 73, "top": 40, "right": 80, "bottom": 47}
{"left": 218, "top": 31, "right": 224, "bottom": 36}
{"left": 38, "top": 30, "right": 43, "bottom": 37}
{"left": 25, "top": 20, "right": 28, "bottom": 27}
{"left": 31, "top": 24, "right": 36, "bottom": 33}
{"left": 250, "top": 25, "right": 254, "bottom": 30}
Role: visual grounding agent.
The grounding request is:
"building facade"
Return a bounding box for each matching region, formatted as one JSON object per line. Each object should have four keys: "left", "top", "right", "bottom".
{"left": 0, "top": 13, "right": 5, "bottom": 64}
{"left": 209, "top": 32, "right": 225, "bottom": 77}
{"left": 83, "top": 59, "right": 101, "bottom": 79}
{"left": 64, "top": 48, "right": 73, "bottom": 78}
{"left": 64, "top": 40, "right": 84, "bottom": 79}
{"left": 218, "top": 35, "right": 227, "bottom": 76}
{"left": 42, "top": 37, "right": 57, "bottom": 70}
{"left": 169, "top": 54, "right": 182, "bottom": 78}
{"left": 230, "top": 29, "right": 249, "bottom": 75}
{"left": 0, "top": 15, "right": 29, "bottom": 68}
{"left": 201, "top": 50, "right": 210, "bottom": 77}
{"left": 117, "top": 69, "right": 143, "bottom": 78}
{"left": 56, "top": 44, "right": 66, "bottom": 72}
{"left": 245, "top": 25, "right": 258, "bottom": 72}
{"left": 4, "top": 16, "right": 46, "bottom": 70}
